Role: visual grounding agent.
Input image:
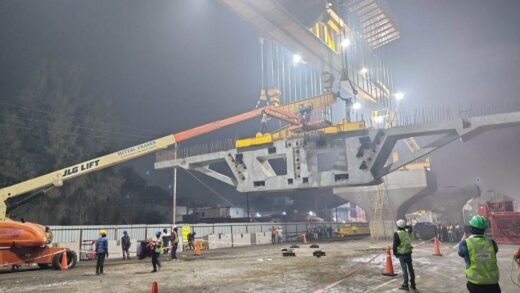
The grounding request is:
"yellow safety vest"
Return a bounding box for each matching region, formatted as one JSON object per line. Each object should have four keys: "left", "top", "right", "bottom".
{"left": 397, "top": 230, "right": 412, "bottom": 255}
{"left": 465, "top": 235, "right": 499, "bottom": 285}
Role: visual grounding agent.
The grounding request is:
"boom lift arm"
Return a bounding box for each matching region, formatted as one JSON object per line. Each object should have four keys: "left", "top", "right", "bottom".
{"left": 0, "top": 105, "right": 302, "bottom": 220}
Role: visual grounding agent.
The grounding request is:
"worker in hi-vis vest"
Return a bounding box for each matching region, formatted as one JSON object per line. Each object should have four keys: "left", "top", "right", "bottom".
{"left": 458, "top": 215, "right": 500, "bottom": 293}
{"left": 393, "top": 219, "right": 416, "bottom": 291}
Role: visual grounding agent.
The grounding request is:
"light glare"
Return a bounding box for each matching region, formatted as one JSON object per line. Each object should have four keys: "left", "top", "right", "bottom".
{"left": 292, "top": 54, "right": 302, "bottom": 64}
{"left": 341, "top": 38, "right": 351, "bottom": 48}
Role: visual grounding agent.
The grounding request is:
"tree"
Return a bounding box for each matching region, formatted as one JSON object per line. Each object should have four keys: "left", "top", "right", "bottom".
{"left": 1, "top": 61, "right": 172, "bottom": 225}
{"left": 1, "top": 61, "right": 124, "bottom": 224}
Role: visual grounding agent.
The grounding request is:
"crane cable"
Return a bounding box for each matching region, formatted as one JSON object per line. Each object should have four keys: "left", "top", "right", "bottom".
{"left": 336, "top": 3, "right": 358, "bottom": 122}
{"left": 183, "top": 168, "right": 234, "bottom": 206}
{"left": 339, "top": 3, "right": 357, "bottom": 97}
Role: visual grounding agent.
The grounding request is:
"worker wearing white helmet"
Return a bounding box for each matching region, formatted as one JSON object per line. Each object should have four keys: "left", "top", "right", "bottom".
{"left": 393, "top": 219, "right": 415, "bottom": 291}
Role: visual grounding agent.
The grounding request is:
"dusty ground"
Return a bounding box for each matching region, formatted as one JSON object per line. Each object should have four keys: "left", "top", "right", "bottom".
{"left": 1, "top": 239, "right": 518, "bottom": 292}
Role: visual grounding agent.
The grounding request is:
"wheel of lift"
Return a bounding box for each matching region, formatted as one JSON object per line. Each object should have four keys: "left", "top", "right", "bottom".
{"left": 52, "top": 249, "right": 78, "bottom": 270}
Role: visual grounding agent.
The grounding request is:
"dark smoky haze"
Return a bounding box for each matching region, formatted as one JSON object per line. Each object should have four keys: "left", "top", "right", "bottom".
{"left": 1, "top": 0, "right": 519, "bottom": 224}
{"left": 379, "top": 0, "right": 520, "bottom": 199}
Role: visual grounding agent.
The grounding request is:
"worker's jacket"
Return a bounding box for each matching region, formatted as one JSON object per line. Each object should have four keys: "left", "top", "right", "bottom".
{"left": 121, "top": 235, "right": 131, "bottom": 249}
{"left": 171, "top": 231, "right": 179, "bottom": 244}
{"left": 96, "top": 236, "right": 108, "bottom": 254}
{"left": 153, "top": 237, "right": 163, "bottom": 253}
{"left": 396, "top": 230, "right": 412, "bottom": 255}
{"left": 464, "top": 235, "right": 499, "bottom": 285}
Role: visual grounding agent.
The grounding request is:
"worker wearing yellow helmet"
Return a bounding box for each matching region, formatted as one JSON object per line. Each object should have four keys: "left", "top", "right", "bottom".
{"left": 95, "top": 229, "right": 109, "bottom": 275}
{"left": 457, "top": 215, "right": 500, "bottom": 293}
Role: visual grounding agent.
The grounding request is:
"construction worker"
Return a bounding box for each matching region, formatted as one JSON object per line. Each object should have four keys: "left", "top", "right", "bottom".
{"left": 514, "top": 247, "right": 520, "bottom": 285}
{"left": 271, "top": 226, "right": 277, "bottom": 245}
{"left": 457, "top": 215, "right": 500, "bottom": 293}
{"left": 188, "top": 232, "right": 196, "bottom": 250}
{"left": 260, "top": 113, "right": 269, "bottom": 133}
{"left": 95, "top": 230, "right": 108, "bottom": 275}
{"left": 121, "top": 230, "right": 131, "bottom": 260}
{"left": 151, "top": 231, "right": 163, "bottom": 273}
{"left": 393, "top": 219, "right": 416, "bottom": 291}
{"left": 277, "top": 226, "right": 283, "bottom": 244}
{"left": 162, "top": 228, "right": 170, "bottom": 255}
{"left": 45, "top": 226, "right": 53, "bottom": 244}
{"left": 455, "top": 222, "right": 462, "bottom": 241}
{"left": 447, "top": 223, "right": 454, "bottom": 242}
{"left": 170, "top": 227, "right": 179, "bottom": 260}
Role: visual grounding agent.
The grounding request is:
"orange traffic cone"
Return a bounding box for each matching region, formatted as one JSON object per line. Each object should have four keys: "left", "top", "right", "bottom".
{"left": 433, "top": 237, "right": 443, "bottom": 256}
{"left": 303, "top": 234, "right": 308, "bottom": 244}
{"left": 61, "top": 250, "right": 68, "bottom": 270}
{"left": 382, "top": 246, "right": 397, "bottom": 276}
{"left": 194, "top": 240, "right": 201, "bottom": 256}
{"left": 151, "top": 281, "right": 158, "bottom": 293}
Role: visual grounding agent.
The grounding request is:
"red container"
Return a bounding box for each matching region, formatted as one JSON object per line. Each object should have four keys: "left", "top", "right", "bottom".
{"left": 489, "top": 212, "right": 520, "bottom": 244}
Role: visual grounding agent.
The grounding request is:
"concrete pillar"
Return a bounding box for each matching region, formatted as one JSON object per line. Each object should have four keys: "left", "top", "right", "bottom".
{"left": 334, "top": 168, "right": 432, "bottom": 239}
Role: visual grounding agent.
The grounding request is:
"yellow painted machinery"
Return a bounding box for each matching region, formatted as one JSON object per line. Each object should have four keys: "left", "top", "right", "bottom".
{"left": 337, "top": 223, "right": 370, "bottom": 237}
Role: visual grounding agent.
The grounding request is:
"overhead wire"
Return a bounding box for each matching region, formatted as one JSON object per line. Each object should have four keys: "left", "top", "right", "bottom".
{"left": 0, "top": 112, "right": 150, "bottom": 141}
{"left": 0, "top": 121, "right": 142, "bottom": 144}
{"left": 0, "top": 101, "right": 153, "bottom": 136}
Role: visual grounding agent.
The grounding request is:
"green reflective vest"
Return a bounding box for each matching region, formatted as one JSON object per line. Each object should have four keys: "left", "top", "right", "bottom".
{"left": 154, "top": 237, "right": 163, "bottom": 253}
{"left": 397, "top": 230, "right": 412, "bottom": 255}
{"left": 465, "top": 235, "right": 499, "bottom": 285}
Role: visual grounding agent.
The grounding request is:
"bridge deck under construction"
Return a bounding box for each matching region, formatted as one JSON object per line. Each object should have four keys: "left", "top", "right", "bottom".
{"left": 1, "top": 239, "right": 517, "bottom": 292}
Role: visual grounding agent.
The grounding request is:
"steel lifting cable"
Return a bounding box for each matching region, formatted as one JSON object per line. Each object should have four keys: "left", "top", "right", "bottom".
{"left": 276, "top": 41, "right": 281, "bottom": 91}
{"left": 269, "top": 40, "right": 275, "bottom": 93}
{"left": 336, "top": 4, "right": 360, "bottom": 123}
{"left": 256, "top": 37, "right": 266, "bottom": 109}
{"left": 338, "top": 2, "right": 352, "bottom": 90}
{"left": 183, "top": 168, "right": 234, "bottom": 206}
{"left": 260, "top": 37, "right": 265, "bottom": 92}
{"left": 281, "top": 47, "right": 286, "bottom": 105}
{"left": 288, "top": 55, "right": 293, "bottom": 102}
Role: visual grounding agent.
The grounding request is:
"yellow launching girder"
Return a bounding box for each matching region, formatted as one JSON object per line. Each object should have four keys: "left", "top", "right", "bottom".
{"left": 236, "top": 119, "right": 366, "bottom": 149}
{"left": 235, "top": 133, "right": 273, "bottom": 149}
{"left": 319, "top": 119, "right": 366, "bottom": 135}
{"left": 277, "top": 93, "right": 335, "bottom": 114}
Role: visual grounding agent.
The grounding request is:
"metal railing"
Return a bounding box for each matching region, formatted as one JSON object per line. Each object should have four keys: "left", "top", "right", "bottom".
{"left": 49, "top": 221, "right": 369, "bottom": 244}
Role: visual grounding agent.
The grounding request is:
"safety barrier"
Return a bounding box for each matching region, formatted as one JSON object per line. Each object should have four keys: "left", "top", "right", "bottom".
{"left": 48, "top": 222, "right": 368, "bottom": 260}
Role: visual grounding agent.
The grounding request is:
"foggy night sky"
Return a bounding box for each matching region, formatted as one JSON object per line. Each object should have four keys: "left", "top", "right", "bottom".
{"left": 1, "top": 0, "right": 519, "bottom": 202}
